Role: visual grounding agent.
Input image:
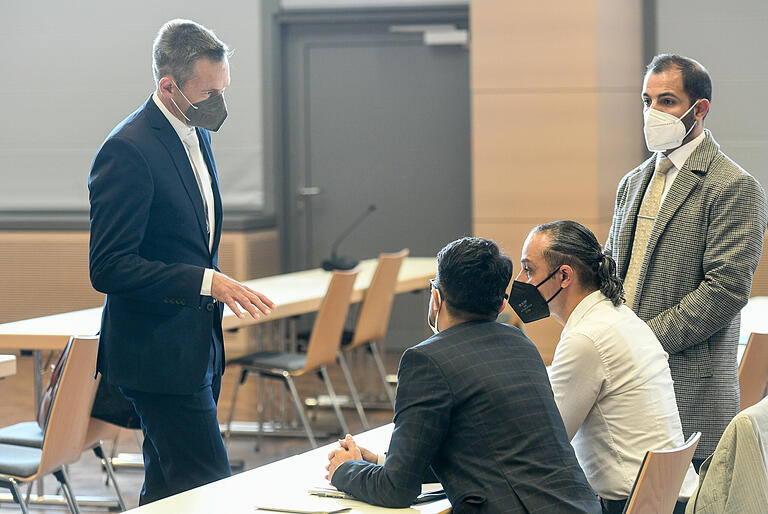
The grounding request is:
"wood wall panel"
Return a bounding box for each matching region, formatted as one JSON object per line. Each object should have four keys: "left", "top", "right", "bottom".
{"left": 471, "top": 1, "right": 597, "bottom": 91}
{"left": 596, "top": 91, "right": 648, "bottom": 219}
{"left": 595, "top": 0, "right": 644, "bottom": 89}
{"left": 471, "top": 92, "right": 600, "bottom": 221}
{"left": 471, "top": 1, "right": 644, "bottom": 356}
{"left": 0, "top": 230, "right": 279, "bottom": 332}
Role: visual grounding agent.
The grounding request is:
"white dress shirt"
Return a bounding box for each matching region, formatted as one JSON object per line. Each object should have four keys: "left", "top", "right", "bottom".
{"left": 650, "top": 130, "right": 706, "bottom": 205}
{"left": 549, "top": 291, "right": 698, "bottom": 500}
{"left": 152, "top": 92, "right": 214, "bottom": 296}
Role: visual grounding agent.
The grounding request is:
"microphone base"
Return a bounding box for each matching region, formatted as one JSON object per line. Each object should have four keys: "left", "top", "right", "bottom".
{"left": 321, "top": 256, "right": 359, "bottom": 271}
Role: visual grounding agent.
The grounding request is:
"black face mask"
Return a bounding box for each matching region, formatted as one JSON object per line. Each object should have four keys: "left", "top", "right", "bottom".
{"left": 508, "top": 267, "right": 563, "bottom": 323}
{"left": 172, "top": 81, "right": 228, "bottom": 132}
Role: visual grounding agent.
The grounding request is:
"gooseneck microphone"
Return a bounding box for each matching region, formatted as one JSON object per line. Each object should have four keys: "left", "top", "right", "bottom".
{"left": 322, "top": 204, "right": 376, "bottom": 271}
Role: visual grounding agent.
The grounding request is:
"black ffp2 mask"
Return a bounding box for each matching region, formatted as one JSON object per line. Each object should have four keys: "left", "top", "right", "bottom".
{"left": 508, "top": 267, "right": 563, "bottom": 323}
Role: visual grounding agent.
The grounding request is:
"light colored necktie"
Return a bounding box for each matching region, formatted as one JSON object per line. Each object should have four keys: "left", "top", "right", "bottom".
{"left": 623, "top": 156, "right": 674, "bottom": 309}
{"left": 182, "top": 130, "right": 215, "bottom": 252}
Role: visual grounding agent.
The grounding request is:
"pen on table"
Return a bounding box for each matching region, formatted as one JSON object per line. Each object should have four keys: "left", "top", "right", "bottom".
{"left": 256, "top": 508, "right": 351, "bottom": 514}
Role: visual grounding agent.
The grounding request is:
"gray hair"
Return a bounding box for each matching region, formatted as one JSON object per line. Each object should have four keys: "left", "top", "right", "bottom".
{"left": 152, "top": 19, "right": 229, "bottom": 88}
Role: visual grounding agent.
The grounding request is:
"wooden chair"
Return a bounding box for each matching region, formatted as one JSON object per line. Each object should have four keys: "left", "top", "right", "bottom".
{"left": 225, "top": 269, "right": 359, "bottom": 449}
{"left": 739, "top": 332, "right": 768, "bottom": 411}
{"left": 336, "top": 249, "right": 409, "bottom": 423}
{"left": 622, "top": 432, "right": 701, "bottom": 514}
{"left": 0, "top": 336, "right": 100, "bottom": 514}
{"left": 0, "top": 418, "right": 126, "bottom": 511}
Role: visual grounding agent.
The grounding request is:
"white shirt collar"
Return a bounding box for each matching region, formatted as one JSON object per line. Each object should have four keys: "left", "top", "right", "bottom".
{"left": 657, "top": 130, "right": 706, "bottom": 171}
{"left": 564, "top": 290, "right": 607, "bottom": 333}
{"left": 152, "top": 91, "right": 196, "bottom": 143}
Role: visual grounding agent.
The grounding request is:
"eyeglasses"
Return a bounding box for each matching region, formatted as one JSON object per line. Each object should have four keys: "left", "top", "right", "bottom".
{"left": 432, "top": 277, "right": 508, "bottom": 302}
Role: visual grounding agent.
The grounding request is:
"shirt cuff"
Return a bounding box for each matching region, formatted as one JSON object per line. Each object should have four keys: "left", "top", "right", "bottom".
{"left": 377, "top": 454, "right": 386, "bottom": 466}
{"left": 200, "top": 268, "right": 214, "bottom": 296}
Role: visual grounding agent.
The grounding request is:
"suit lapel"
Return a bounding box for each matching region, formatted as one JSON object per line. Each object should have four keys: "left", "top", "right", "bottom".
{"left": 636, "top": 131, "right": 719, "bottom": 299}
{"left": 197, "top": 128, "right": 223, "bottom": 259}
{"left": 147, "top": 98, "right": 209, "bottom": 248}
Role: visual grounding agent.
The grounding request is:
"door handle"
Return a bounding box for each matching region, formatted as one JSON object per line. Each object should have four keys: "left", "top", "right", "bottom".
{"left": 297, "top": 186, "right": 321, "bottom": 197}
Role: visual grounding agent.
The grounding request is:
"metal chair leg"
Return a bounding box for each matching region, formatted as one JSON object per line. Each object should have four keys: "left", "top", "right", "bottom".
{"left": 3, "top": 478, "right": 30, "bottom": 514}
{"left": 54, "top": 468, "right": 81, "bottom": 514}
{"left": 225, "top": 367, "right": 248, "bottom": 450}
{"left": 256, "top": 373, "right": 264, "bottom": 452}
{"left": 94, "top": 443, "right": 126, "bottom": 511}
{"left": 369, "top": 340, "right": 395, "bottom": 406}
{"left": 24, "top": 480, "right": 32, "bottom": 506}
{"left": 337, "top": 351, "right": 369, "bottom": 429}
{"left": 320, "top": 366, "right": 349, "bottom": 435}
{"left": 284, "top": 373, "right": 317, "bottom": 448}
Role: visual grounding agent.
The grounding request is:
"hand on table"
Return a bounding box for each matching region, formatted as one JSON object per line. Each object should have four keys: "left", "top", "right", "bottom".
{"left": 211, "top": 272, "right": 275, "bottom": 319}
{"left": 325, "top": 434, "right": 369, "bottom": 481}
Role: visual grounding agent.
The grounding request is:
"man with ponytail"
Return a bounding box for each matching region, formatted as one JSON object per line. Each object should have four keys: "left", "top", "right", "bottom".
{"left": 512, "top": 220, "right": 698, "bottom": 514}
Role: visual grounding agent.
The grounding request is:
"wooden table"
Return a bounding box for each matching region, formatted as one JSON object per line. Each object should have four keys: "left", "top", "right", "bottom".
{"left": 0, "top": 257, "right": 436, "bottom": 351}
{"left": 0, "top": 354, "right": 16, "bottom": 378}
{"left": 124, "top": 423, "right": 451, "bottom": 514}
{"left": 0, "top": 257, "right": 435, "bottom": 404}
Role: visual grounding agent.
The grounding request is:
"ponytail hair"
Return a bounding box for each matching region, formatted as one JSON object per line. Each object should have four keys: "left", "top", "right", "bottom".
{"left": 596, "top": 252, "right": 625, "bottom": 306}
{"left": 533, "top": 220, "right": 625, "bottom": 307}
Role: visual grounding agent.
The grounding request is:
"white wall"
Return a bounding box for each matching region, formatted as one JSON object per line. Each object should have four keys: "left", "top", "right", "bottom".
{"left": 1, "top": 1, "right": 264, "bottom": 211}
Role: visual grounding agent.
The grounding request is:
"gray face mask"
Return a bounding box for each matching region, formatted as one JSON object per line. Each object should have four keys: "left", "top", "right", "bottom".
{"left": 172, "top": 81, "right": 228, "bottom": 132}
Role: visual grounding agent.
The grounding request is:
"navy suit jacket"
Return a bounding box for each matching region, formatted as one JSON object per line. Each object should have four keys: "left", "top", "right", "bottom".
{"left": 88, "top": 96, "right": 225, "bottom": 394}
{"left": 332, "top": 320, "right": 600, "bottom": 514}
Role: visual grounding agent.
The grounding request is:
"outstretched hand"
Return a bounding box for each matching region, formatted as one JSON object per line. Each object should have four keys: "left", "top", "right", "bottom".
{"left": 211, "top": 272, "right": 275, "bottom": 319}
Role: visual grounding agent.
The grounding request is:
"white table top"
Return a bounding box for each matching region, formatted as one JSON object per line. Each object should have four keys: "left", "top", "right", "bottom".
{"left": 125, "top": 423, "right": 451, "bottom": 514}
{"left": 0, "top": 354, "right": 16, "bottom": 378}
{"left": 0, "top": 257, "right": 436, "bottom": 351}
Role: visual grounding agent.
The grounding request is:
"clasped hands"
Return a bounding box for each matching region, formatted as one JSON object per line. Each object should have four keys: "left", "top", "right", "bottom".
{"left": 211, "top": 271, "right": 275, "bottom": 320}
{"left": 325, "top": 434, "right": 378, "bottom": 481}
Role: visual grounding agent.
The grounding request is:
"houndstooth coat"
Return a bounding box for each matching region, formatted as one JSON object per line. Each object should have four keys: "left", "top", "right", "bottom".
{"left": 605, "top": 130, "right": 768, "bottom": 459}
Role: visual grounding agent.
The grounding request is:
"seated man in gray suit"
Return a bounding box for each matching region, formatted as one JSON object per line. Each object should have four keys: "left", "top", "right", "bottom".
{"left": 326, "top": 237, "right": 600, "bottom": 513}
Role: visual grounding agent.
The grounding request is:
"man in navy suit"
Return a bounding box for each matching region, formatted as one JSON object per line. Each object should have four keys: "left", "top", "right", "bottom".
{"left": 327, "top": 238, "right": 600, "bottom": 513}
{"left": 88, "top": 19, "right": 274, "bottom": 505}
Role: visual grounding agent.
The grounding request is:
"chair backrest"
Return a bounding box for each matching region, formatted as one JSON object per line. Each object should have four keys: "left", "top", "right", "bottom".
{"left": 739, "top": 332, "right": 768, "bottom": 411}
{"left": 83, "top": 418, "right": 121, "bottom": 451}
{"left": 349, "top": 249, "right": 409, "bottom": 349}
{"left": 304, "top": 268, "right": 359, "bottom": 370}
{"left": 38, "top": 335, "right": 100, "bottom": 476}
{"left": 623, "top": 432, "right": 701, "bottom": 514}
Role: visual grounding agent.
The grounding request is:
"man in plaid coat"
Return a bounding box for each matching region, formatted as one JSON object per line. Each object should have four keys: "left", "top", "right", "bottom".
{"left": 606, "top": 53, "right": 768, "bottom": 469}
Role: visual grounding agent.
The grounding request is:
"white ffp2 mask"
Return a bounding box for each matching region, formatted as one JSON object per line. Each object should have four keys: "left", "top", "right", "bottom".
{"left": 643, "top": 99, "right": 700, "bottom": 152}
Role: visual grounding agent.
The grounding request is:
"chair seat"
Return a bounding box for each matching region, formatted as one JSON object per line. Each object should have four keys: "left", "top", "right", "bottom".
{"left": 0, "top": 422, "right": 44, "bottom": 449}
{"left": 229, "top": 352, "right": 307, "bottom": 373}
{"left": 0, "top": 443, "right": 42, "bottom": 478}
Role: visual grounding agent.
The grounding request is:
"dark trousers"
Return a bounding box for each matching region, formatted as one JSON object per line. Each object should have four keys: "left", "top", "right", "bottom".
{"left": 601, "top": 497, "right": 688, "bottom": 514}
{"left": 120, "top": 373, "right": 231, "bottom": 505}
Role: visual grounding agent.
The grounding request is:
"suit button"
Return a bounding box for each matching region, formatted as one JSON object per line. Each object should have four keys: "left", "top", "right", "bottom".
{"left": 206, "top": 302, "right": 214, "bottom": 312}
